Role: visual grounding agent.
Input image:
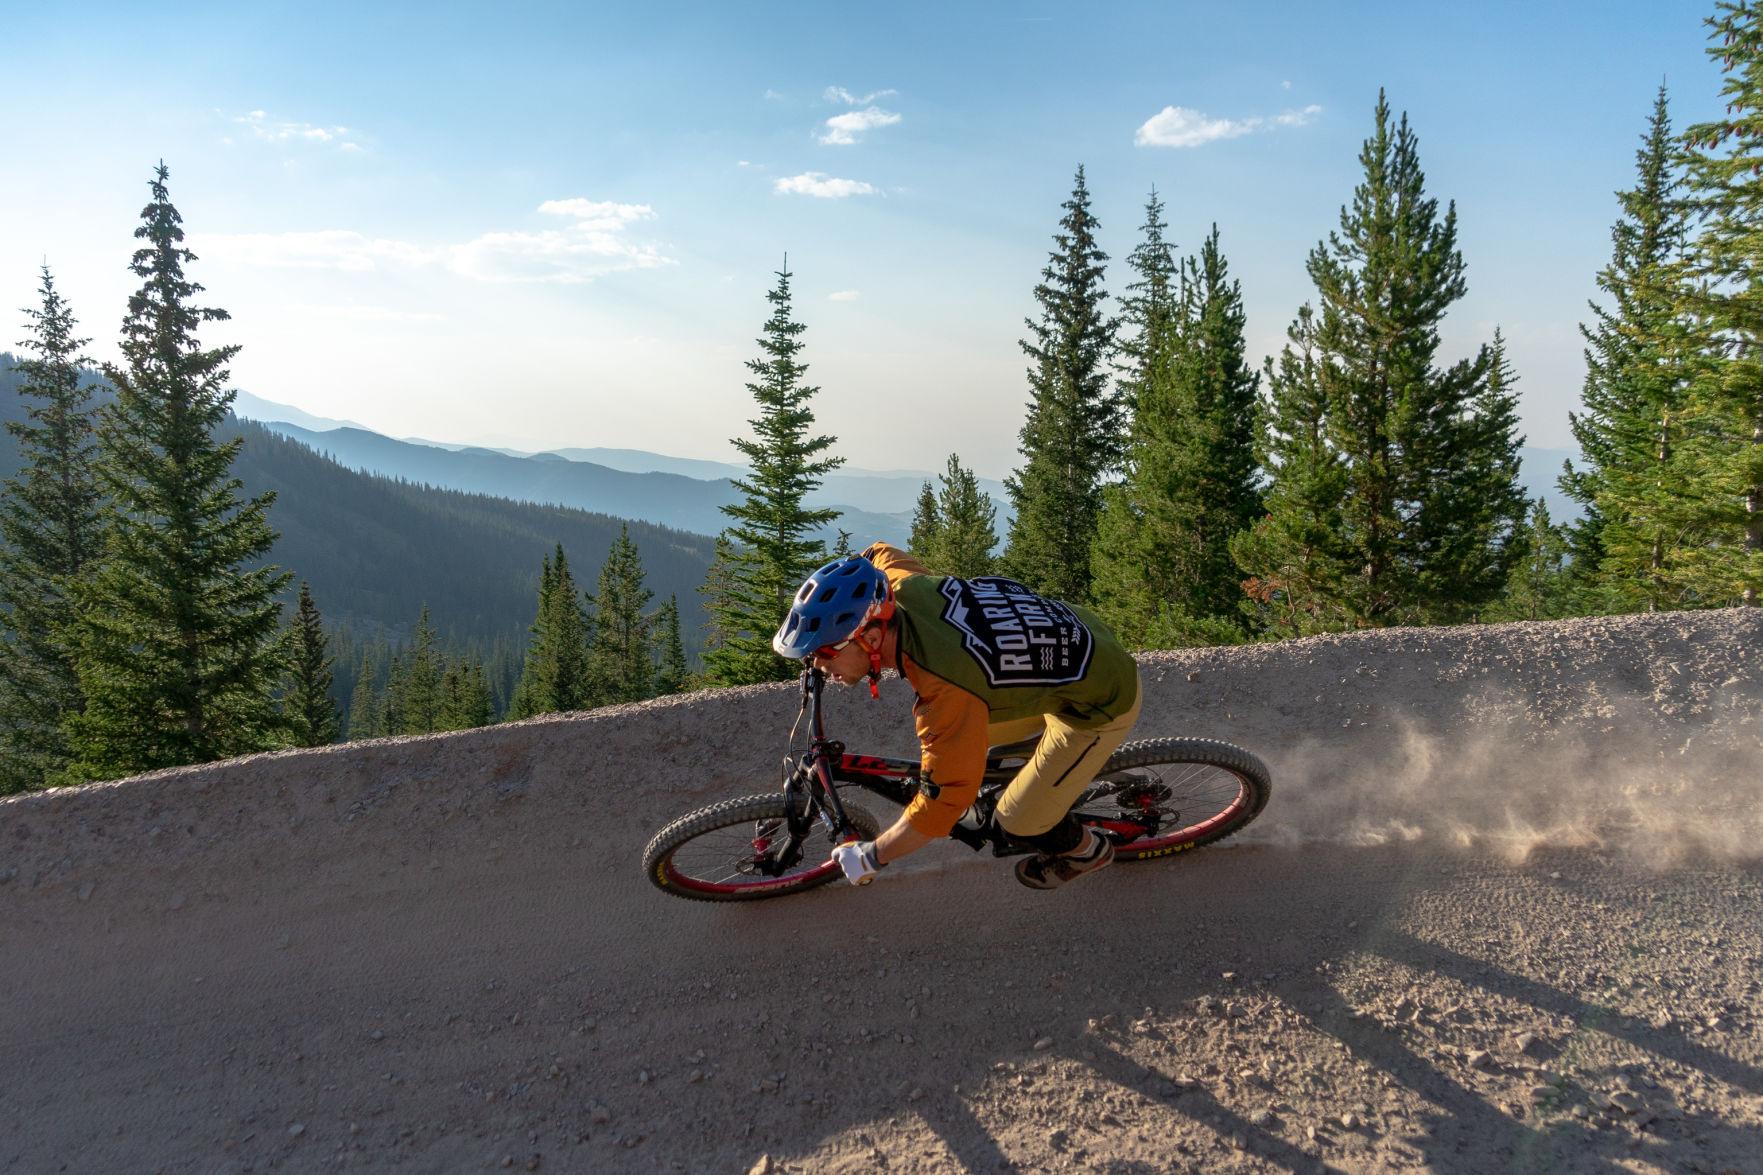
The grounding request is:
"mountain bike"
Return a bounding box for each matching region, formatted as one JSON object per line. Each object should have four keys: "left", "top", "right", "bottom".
{"left": 642, "top": 665, "right": 1271, "bottom": 902}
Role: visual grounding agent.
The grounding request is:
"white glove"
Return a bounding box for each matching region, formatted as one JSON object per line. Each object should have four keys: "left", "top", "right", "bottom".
{"left": 832, "top": 840, "right": 885, "bottom": 886}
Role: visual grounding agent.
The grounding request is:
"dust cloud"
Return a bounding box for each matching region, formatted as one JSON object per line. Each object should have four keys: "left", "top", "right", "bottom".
{"left": 1130, "top": 609, "right": 1761, "bottom": 870}
{"left": 1254, "top": 703, "right": 1761, "bottom": 866}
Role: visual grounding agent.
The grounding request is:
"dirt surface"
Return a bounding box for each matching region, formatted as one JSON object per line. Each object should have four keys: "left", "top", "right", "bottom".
{"left": 3, "top": 609, "right": 1761, "bottom": 1174}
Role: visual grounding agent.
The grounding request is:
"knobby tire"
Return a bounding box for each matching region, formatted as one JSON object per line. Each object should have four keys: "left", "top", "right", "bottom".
{"left": 642, "top": 793, "right": 882, "bottom": 903}
{"left": 1076, "top": 737, "right": 1271, "bottom": 861}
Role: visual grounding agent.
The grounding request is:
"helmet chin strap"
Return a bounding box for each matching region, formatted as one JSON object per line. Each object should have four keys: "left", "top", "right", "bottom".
{"left": 856, "top": 623, "right": 886, "bottom": 699}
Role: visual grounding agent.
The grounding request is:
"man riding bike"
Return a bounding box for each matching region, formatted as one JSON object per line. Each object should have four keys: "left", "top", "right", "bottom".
{"left": 771, "top": 544, "right": 1142, "bottom": 890}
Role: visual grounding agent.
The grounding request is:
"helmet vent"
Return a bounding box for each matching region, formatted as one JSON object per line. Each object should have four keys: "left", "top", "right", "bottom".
{"left": 770, "top": 555, "right": 895, "bottom": 659}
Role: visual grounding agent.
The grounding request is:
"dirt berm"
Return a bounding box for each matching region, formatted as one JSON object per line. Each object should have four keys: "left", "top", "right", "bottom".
{"left": 4, "top": 610, "right": 1761, "bottom": 1174}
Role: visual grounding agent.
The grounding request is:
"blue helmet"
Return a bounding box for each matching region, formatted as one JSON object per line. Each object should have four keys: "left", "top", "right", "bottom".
{"left": 772, "top": 556, "right": 894, "bottom": 659}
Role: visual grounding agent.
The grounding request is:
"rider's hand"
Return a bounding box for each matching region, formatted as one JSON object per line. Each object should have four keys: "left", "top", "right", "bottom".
{"left": 832, "top": 840, "right": 885, "bottom": 886}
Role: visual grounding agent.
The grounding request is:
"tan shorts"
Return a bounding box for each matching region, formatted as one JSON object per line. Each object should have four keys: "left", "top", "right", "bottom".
{"left": 987, "top": 673, "right": 1144, "bottom": 838}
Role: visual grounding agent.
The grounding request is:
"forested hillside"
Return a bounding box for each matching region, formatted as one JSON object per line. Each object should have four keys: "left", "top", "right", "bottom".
{"left": 233, "top": 388, "right": 1014, "bottom": 523}
{"left": 255, "top": 419, "right": 913, "bottom": 547}
{"left": 228, "top": 419, "right": 717, "bottom": 646}
{"left": 0, "top": 356, "right": 717, "bottom": 649}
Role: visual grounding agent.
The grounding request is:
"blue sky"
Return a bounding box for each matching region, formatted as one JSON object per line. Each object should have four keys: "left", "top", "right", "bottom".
{"left": 1, "top": 0, "right": 1723, "bottom": 477}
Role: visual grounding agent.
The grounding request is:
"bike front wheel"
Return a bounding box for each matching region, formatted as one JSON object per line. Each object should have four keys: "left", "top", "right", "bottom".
{"left": 642, "top": 793, "right": 883, "bottom": 902}
{"left": 1072, "top": 737, "right": 1271, "bottom": 861}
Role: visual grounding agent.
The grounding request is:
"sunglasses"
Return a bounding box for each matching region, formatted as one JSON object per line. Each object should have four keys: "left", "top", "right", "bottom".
{"left": 814, "top": 636, "right": 856, "bottom": 660}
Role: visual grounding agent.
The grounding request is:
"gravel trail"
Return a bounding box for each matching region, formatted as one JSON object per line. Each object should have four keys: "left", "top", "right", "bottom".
{"left": 3, "top": 609, "right": 1760, "bottom": 1173}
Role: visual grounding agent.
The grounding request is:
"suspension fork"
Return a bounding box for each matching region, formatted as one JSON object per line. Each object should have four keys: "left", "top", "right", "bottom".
{"left": 786, "top": 746, "right": 856, "bottom": 843}
{"left": 785, "top": 664, "right": 862, "bottom": 844}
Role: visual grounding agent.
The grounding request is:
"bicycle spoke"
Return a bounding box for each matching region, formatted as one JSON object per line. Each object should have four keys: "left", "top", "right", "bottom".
{"left": 645, "top": 794, "right": 885, "bottom": 900}
{"left": 1076, "top": 756, "right": 1252, "bottom": 851}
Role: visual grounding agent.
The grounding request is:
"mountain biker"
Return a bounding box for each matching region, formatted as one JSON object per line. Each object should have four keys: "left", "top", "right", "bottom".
{"left": 771, "top": 544, "right": 1142, "bottom": 890}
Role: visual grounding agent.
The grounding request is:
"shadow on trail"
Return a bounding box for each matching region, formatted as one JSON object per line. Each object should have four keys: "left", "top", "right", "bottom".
{"left": 1077, "top": 1041, "right": 1346, "bottom": 1174}
{"left": 11, "top": 831, "right": 1761, "bottom": 1173}
{"left": 1376, "top": 928, "right": 1763, "bottom": 1096}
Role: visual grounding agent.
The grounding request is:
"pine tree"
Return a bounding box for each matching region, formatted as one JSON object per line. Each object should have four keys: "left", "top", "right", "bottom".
{"left": 652, "top": 595, "right": 689, "bottom": 695}
{"left": 1094, "top": 223, "right": 1261, "bottom": 646}
{"left": 1487, "top": 500, "right": 1573, "bottom": 621}
{"left": 438, "top": 659, "right": 495, "bottom": 730}
{"left": 590, "top": 524, "right": 655, "bottom": 704}
{"left": 280, "top": 581, "right": 340, "bottom": 746}
{"left": 62, "top": 163, "right": 291, "bottom": 781}
{"left": 701, "top": 265, "right": 843, "bottom": 684}
{"left": 1176, "top": 229, "right": 1263, "bottom": 618}
{"left": 924, "top": 453, "right": 998, "bottom": 578}
{"left": 0, "top": 267, "right": 105, "bottom": 791}
{"left": 1232, "top": 95, "right": 1525, "bottom": 630}
{"left": 909, "top": 481, "right": 941, "bottom": 557}
{"left": 1002, "top": 166, "right": 1123, "bottom": 602}
{"left": 1230, "top": 306, "right": 1353, "bottom": 636}
{"left": 1561, "top": 85, "right": 1699, "bottom": 612}
{"left": 508, "top": 551, "right": 555, "bottom": 719}
{"left": 510, "top": 546, "right": 594, "bottom": 717}
{"left": 345, "top": 649, "right": 382, "bottom": 740}
{"left": 1112, "top": 187, "right": 1181, "bottom": 443}
{"left": 697, "top": 535, "right": 767, "bottom": 683}
{"left": 1421, "top": 328, "right": 1528, "bottom": 620}
{"left": 1675, "top": 7, "right": 1763, "bottom": 606}
{"left": 388, "top": 606, "right": 443, "bottom": 734}
{"left": 1093, "top": 189, "right": 1185, "bottom": 644}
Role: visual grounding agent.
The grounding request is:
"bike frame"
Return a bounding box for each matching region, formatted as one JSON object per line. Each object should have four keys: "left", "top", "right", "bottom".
{"left": 776, "top": 665, "right": 1155, "bottom": 862}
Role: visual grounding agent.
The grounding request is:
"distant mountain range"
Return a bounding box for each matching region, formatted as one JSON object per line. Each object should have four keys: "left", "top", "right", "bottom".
{"left": 231, "top": 390, "right": 1013, "bottom": 541}
{"left": 1, "top": 360, "right": 718, "bottom": 649}
{"left": 232, "top": 389, "right": 1577, "bottom": 528}
{"left": 227, "top": 421, "right": 718, "bottom": 649}
{"left": 253, "top": 418, "right": 919, "bottom": 547}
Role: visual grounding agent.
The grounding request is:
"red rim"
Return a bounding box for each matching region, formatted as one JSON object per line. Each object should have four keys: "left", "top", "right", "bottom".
{"left": 659, "top": 855, "right": 840, "bottom": 896}
{"left": 1104, "top": 776, "right": 1251, "bottom": 854}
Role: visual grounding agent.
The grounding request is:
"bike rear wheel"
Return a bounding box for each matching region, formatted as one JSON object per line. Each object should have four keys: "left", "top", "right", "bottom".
{"left": 1071, "top": 737, "right": 1271, "bottom": 861}
{"left": 642, "top": 793, "right": 882, "bottom": 902}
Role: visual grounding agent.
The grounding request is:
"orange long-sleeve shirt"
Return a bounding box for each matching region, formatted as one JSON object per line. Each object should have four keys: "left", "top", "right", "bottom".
{"left": 863, "top": 544, "right": 993, "bottom": 837}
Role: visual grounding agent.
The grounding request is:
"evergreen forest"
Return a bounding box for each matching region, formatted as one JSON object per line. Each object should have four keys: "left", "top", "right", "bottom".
{"left": 4, "top": 2, "right": 1761, "bottom": 790}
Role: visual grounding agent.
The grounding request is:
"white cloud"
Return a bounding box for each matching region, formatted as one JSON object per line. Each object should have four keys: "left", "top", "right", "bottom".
{"left": 1282, "top": 79, "right": 1293, "bottom": 90}
{"left": 820, "top": 106, "right": 901, "bottom": 145}
{"left": 194, "top": 195, "right": 673, "bottom": 284}
{"left": 773, "top": 172, "right": 878, "bottom": 198}
{"left": 536, "top": 198, "right": 656, "bottom": 232}
{"left": 828, "top": 290, "right": 861, "bottom": 302}
{"left": 233, "top": 109, "right": 362, "bottom": 151}
{"left": 823, "top": 86, "right": 897, "bottom": 106}
{"left": 1135, "top": 103, "right": 1324, "bottom": 148}
{"left": 1134, "top": 106, "right": 1260, "bottom": 148}
{"left": 447, "top": 229, "right": 670, "bottom": 284}
{"left": 763, "top": 88, "right": 785, "bottom": 101}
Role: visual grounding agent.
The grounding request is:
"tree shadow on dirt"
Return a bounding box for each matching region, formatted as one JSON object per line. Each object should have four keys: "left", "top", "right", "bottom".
{"left": 822, "top": 843, "right": 1763, "bottom": 1175}
{"left": 1353, "top": 928, "right": 1763, "bottom": 1173}
{"left": 18, "top": 833, "right": 1758, "bottom": 1174}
